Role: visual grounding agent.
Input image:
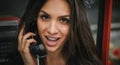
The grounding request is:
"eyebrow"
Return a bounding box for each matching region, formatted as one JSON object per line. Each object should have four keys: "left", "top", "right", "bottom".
{"left": 39, "top": 10, "right": 70, "bottom": 18}
{"left": 39, "top": 10, "right": 49, "bottom": 16}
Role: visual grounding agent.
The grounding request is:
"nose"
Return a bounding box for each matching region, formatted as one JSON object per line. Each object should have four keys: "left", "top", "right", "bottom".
{"left": 47, "top": 21, "right": 58, "bottom": 35}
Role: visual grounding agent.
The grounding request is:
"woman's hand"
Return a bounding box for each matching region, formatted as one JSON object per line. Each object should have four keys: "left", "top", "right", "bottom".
{"left": 18, "top": 26, "right": 37, "bottom": 65}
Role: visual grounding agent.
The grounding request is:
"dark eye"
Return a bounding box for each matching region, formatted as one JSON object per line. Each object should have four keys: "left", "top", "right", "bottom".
{"left": 60, "top": 18, "right": 70, "bottom": 24}
{"left": 40, "top": 14, "right": 49, "bottom": 21}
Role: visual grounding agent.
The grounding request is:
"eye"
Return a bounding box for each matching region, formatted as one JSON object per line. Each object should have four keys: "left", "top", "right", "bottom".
{"left": 40, "top": 14, "right": 50, "bottom": 21}
{"left": 60, "top": 18, "right": 70, "bottom": 24}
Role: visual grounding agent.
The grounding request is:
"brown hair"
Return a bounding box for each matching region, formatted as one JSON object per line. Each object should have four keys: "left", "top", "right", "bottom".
{"left": 18, "top": 0, "right": 102, "bottom": 65}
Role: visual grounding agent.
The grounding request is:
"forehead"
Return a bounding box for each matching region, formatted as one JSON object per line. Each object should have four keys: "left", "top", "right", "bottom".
{"left": 40, "top": 0, "right": 70, "bottom": 14}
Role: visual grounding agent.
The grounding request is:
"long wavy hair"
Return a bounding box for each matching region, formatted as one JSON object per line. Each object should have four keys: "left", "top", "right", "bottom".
{"left": 18, "top": 0, "right": 102, "bottom": 65}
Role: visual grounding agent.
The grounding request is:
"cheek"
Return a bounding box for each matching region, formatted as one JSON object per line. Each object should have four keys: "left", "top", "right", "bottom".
{"left": 59, "top": 25, "right": 70, "bottom": 36}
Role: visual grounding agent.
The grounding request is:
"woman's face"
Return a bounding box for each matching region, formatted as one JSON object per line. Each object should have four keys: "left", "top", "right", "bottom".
{"left": 37, "top": 0, "right": 70, "bottom": 53}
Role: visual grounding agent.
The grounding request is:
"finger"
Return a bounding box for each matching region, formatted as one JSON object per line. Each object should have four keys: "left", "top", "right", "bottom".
{"left": 21, "top": 32, "right": 36, "bottom": 50}
{"left": 18, "top": 26, "right": 25, "bottom": 51}
{"left": 19, "top": 38, "right": 36, "bottom": 59}
{"left": 18, "top": 25, "right": 25, "bottom": 44}
{"left": 23, "top": 39, "right": 37, "bottom": 54}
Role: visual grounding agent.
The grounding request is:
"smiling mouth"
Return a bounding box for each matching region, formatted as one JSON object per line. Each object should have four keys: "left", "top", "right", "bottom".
{"left": 46, "top": 36, "right": 60, "bottom": 41}
{"left": 45, "top": 36, "right": 60, "bottom": 46}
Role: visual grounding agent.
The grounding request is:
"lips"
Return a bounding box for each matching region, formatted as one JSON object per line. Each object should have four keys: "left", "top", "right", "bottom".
{"left": 45, "top": 36, "right": 60, "bottom": 46}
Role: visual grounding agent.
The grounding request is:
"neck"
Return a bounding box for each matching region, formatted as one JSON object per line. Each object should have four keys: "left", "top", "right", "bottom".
{"left": 46, "top": 52, "right": 65, "bottom": 65}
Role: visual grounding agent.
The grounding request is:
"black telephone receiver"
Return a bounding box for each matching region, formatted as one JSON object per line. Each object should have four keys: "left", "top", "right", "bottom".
{"left": 29, "top": 35, "right": 47, "bottom": 58}
{"left": 25, "top": 21, "right": 47, "bottom": 58}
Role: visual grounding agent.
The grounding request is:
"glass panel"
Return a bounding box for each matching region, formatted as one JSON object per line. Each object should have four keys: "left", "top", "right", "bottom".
{"left": 85, "top": 0, "right": 99, "bottom": 43}
{"left": 109, "top": 0, "right": 120, "bottom": 65}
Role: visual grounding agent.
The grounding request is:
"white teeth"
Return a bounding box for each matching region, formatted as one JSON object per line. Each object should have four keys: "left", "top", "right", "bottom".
{"left": 49, "top": 37, "right": 57, "bottom": 41}
{"left": 46, "top": 36, "right": 58, "bottom": 41}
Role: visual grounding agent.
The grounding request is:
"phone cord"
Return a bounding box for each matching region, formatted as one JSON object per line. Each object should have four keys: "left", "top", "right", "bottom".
{"left": 36, "top": 55, "right": 40, "bottom": 65}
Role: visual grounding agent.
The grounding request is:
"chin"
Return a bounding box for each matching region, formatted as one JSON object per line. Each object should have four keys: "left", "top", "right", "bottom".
{"left": 46, "top": 46, "right": 60, "bottom": 53}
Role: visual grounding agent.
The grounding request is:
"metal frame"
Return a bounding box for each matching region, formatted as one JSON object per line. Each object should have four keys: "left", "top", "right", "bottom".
{"left": 96, "top": 0, "right": 112, "bottom": 65}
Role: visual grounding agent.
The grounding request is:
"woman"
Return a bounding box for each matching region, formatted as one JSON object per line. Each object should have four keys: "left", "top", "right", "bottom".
{"left": 18, "top": 0, "right": 102, "bottom": 65}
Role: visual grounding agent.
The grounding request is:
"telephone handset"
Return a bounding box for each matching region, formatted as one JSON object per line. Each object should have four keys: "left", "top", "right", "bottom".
{"left": 24, "top": 22, "right": 47, "bottom": 58}
{"left": 29, "top": 34, "right": 47, "bottom": 58}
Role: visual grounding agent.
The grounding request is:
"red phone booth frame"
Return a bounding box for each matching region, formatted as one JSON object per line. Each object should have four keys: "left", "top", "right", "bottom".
{"left": 96, "top": 0, "right": 112, "bottom": 65}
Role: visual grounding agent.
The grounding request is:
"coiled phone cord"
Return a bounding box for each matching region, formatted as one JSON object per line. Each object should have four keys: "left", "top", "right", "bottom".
{"left": 36, "top": 55, "right": 40, "bottom": 65}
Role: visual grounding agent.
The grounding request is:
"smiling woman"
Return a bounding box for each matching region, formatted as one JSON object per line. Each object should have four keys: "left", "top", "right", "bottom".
{"left": 18, "top": 0, "right": 102, "bottom": 65}
{"left": 37, "top": 0, "right": 70, "bottom": 54}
